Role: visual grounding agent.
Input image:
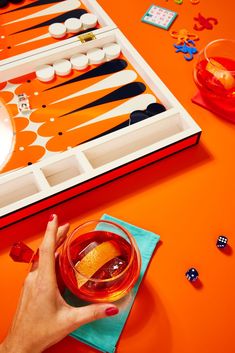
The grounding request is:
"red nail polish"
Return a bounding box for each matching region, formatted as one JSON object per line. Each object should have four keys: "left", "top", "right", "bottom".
{"left": 105, "top": 307, "right": 119, "bottom": 316}
{"left": 48, "top": 214, "right": 55, "bottom": 222}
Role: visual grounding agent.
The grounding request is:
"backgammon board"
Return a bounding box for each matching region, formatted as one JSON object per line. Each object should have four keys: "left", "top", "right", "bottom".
{"left": 0, "top": 0, "right": 201, "bottom": 228}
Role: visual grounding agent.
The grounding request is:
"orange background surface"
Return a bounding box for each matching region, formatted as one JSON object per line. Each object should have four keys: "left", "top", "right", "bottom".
{"left": 0, "top": 1, "right": 235, "bottom": 353}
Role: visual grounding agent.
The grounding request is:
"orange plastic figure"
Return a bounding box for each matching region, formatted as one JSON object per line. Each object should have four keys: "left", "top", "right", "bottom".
{"left": 170, "top": 28, "right": 199, "bottom": 45}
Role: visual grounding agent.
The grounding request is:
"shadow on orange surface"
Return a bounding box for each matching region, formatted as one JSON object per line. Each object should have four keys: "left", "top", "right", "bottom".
{"left": 218, "top": 244, "right": 233, "bottom": 256}
{"left": 120, "top": 283, "right": 172, "bottom": 353}
{"left": 45, "top": 336, "right": 97, "bottom": 353}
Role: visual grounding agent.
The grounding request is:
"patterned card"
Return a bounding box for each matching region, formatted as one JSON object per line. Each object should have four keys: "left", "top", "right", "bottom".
{"left": 141, "top": 4, "right": 178, "bottom": 30}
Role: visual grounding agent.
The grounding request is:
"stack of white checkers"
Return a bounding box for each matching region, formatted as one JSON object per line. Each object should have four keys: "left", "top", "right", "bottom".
{"left": 49, "top": 13, "right": 98, "bottom": 38}
{"left": 36, "top": 43, "right": 121, "bottom": 82}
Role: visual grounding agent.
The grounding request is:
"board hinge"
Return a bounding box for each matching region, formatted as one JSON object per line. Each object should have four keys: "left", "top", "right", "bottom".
{"left": 78, "top": 32, "right": 96, "bottom": 43}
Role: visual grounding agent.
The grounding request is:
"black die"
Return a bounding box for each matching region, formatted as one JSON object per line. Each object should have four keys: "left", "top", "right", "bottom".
{"left": 216, "top": 235, "right": 228, "bottom": 248}
{"left": 185, "top": 268, "right": 199, "bottom": 282}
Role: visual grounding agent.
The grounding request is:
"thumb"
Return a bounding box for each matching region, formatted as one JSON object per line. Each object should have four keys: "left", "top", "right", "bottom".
{"left": 68, "top": 303, "right": 119, "bottom": 328}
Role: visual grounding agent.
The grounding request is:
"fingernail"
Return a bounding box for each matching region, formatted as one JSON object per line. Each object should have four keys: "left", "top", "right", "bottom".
{"left": 105, "top": 307, "right": 119, "bottom": 316}
{"left": 48, "top": 214, "right": 55, "bottom": 222}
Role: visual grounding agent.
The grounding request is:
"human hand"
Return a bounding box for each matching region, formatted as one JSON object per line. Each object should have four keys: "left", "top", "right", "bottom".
{"left": 0, "top": 214, "right": 119, "bottom": 353}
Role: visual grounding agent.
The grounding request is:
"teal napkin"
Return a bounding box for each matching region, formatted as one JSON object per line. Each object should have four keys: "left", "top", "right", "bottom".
{"left": 64, "top": 214, "right": 160, "bottom": 353}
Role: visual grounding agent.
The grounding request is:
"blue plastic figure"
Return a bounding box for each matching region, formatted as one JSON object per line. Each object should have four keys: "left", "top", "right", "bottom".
{"left": 174, "top": 40, "right": 198, "bottom": 61}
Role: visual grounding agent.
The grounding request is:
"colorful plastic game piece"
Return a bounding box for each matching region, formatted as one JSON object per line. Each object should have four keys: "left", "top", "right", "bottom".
{"left": 174, "top": 0, "right": 183, "bottom": 4}
{"left": 186, "top": 268, "right": 198, "bottom": 282}
{"left": 103, "top": 43, "right": 121, "bottom": 61}
{"left": 70, "top": 53, "right": 89, "bottom": 70}
{"left": 53, "top": 59, "right": 72, "bottom": 76}
{"left": 170, "top": 29, "right": 199, "bottom": 45}
{"left": 174, "top": 40, "right": 198, "bottom": 61}
{"left": 36, "top": 64, "right": 55, "bottom": 82}
{"left": 216, "top": 235, "right": 228, "bottom": 248}
{"left": 80, "top": 13, "right": 98, "bottom": 29}
{"left": 64, "top": 18, "right": 82, "bottom": 33}
{"left": 87, "top": 48, "right": 105, "bottom": 65}
{"left": 193, "top": 13, "right": 218, "bottom": 31}
{"left": 141, "top": 5, "right": 178, "bottom": 31}
{"left": 48, "top": 22, "right": 67, "bottom": 39}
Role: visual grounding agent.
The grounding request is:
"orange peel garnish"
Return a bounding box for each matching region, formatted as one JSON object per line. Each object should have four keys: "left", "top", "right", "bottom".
{"left": 74, "top": 241, "right": 121, "bottom": 288}
{"left": 206, "top": 58, "right": 235, "bottom": 90}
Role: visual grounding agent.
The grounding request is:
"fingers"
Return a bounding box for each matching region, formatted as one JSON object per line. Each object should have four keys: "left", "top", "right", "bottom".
{"left": 55, "top": 223, "right": 70, "bottom": 251}
{"left": 29, "top": 249, "right": 39, "bottom": 272}
{"left": 38, "top": 214, "right": 58, "bottom": 278}
{"left": 67, "top": 303, "right": 119, "bottom": 329}
{"left": 29, "top": 223, "right": 69, "bottom": 273}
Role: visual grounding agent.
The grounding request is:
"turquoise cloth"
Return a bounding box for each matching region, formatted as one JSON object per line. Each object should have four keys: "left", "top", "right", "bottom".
{"left": 64, "top": 214, "right": 160, "bottom": 353}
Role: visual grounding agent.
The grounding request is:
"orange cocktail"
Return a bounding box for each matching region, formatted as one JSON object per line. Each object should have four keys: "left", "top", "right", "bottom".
{"left": 193, "top": 39, "right": 235, "bottom": 122}
{"left": 59, "top": 220, "right": 141, "bottom": 302}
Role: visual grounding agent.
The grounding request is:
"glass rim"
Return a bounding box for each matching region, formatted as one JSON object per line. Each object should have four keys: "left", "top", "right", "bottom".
{"left": 66, "top": 219, "right": 139, "bottom": 283}
{"left": 204, "top": 38, "right": 235, "bottom": 74}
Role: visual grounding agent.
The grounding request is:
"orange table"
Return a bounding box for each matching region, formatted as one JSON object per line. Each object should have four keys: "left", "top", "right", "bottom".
{"left": 0, "top": 1, "right": 235, "bottom": 353}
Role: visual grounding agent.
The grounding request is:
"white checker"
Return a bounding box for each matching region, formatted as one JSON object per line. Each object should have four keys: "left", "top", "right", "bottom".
{"left": 70, "top": 53, "right": 89, "bottom": 70}
{"left": 49, "top": 23, "right": 67, "bottom": 38}
{"left": 36, "top": 65, "right": 55, "bottom": 82}
{"left": 53, "top": 59, "right": 72, "bottom": 76}
{"left": 64, "top": 17, "right": 82, "bottom": 33}
{"left": 80, "top": 13, "right": 98, "bottom": 29}
{"left": 103, "top": 43, "right": 121, "bottom": 60}
{"left": 87, "top": 48, "right": 105, "bottom": 65}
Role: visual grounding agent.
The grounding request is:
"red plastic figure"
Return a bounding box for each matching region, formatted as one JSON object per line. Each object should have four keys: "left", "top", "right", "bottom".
{"left": 193, "top": 13, "right": 218, "bottom": 31}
